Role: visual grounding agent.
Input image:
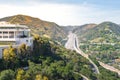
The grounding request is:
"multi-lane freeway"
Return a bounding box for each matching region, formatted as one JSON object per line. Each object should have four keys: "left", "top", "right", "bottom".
{"left": 65, "top": 32, "right": 120, "bottom": 78}
{"left": 65, "top": 32, "right": 100, "bottom": 75}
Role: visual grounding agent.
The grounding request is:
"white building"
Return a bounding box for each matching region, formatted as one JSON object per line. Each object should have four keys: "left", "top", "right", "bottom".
{"left": 0, "top": 21, "right": 33, "bottom": 58}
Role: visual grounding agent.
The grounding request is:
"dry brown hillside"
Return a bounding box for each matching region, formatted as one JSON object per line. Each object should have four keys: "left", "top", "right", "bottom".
{"left": 0, "top": 14, "right": 66, "bottom": 41}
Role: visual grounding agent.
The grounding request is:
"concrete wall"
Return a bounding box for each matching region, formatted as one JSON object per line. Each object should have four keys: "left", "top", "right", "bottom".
{"left": 16, "top": 37, "right": 33, "bottom": 47}
{"left": 0, "top": 47, "right": 2, "bottom": 58}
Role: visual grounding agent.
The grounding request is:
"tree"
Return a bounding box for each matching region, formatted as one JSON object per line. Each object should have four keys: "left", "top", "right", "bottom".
{"left": 3, "top": 46, "right": 16, "bottom": 61}
{"left": 43, "top": 76, "right": 48, "bottom": 80}
{"left": 33, "top": 36, "right": 51, "bottom": 56}
{"left": 35, "top": 74, "right": 42, "bottom": 80}
{"left": 35, "top": 74, "right": 49, "bottom": 80}
{"left": 0, "top": 69, "right": 15, "bottom": 80}
{"left": 0, "top": 59, "right": 4, "bottom": 70}
{"left": 16, "top": 69, "right": 25, "bottom": 80}
{"left": 18, "top": 44, "right": 28, "bottom": 59}
{"left": 3, "top": 46, "right": 17, "bottom": 68}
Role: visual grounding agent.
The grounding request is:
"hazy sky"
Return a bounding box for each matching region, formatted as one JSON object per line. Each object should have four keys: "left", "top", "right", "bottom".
{"left": 0, "top": 0, "right": 120, "bottom": 25}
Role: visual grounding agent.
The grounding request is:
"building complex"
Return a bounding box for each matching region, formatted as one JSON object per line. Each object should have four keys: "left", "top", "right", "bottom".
{"left": 0, "top": 21, "right": 33, "bottom": 58}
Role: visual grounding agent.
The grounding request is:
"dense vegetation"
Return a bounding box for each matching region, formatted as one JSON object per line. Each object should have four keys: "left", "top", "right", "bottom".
{"left": 73, "top": 24, "right": 96, "bottom": 34}
{"left": 74, "top": 22, "right": 120, "bottom": 43}
{"left": 0, "top": 36, "right": 90, "bottom": 80}
{"left": 0, "top": 36, "right": 119, "bottom": 80}
{"left": 80, "top": 43, "right": 120, "bottom": 70}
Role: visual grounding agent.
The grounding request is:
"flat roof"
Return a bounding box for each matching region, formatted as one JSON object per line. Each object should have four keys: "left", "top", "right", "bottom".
{"left": 0, "top": 21, "right": 28, "bottom": 29}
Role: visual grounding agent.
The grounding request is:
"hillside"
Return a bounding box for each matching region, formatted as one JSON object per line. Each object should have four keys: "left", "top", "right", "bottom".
{"left": 0, "top": 14, "right": 66, "bottom": 42}
{"left": 75, "top": 22, "right": 120, "bottom": 43}
{"left": 61, "top": 26, "right": 79, "bottom": 34}
{"left": 61, "top": 24, "right": 96, "bottom": 35}
{"left": 73, "top": 24, "right": 97, "bottom": 34}
{"left": 0, "top": 36, "right": 119, "bottom": 80}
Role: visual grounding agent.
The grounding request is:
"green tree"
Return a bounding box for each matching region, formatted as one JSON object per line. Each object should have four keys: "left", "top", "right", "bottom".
{"left": 35, "top": 74, "right": 42, "bottom": 80}
{"left": 16, "top": 69, "right": 26, "bottom": 80}
{"left": 0, "top": 69, "right": 15, "bottom": 80}
{"left": 3, "top": 46, "right": 17, "bottom": 69}
{"left": 18, "top": 44, "right": 28, "bottom": 59}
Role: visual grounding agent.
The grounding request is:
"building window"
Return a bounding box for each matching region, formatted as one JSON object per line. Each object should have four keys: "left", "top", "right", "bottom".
{"left": 9, "top": 32, "right": 14, "bottom": 38}
{"left": 3, "top": 32, "right": 8, "bottom": 34}
{"left": 3, "top": 36, "right": 8, "bottom": 38}
{"left": 9, "top": 31, "right": 14, "bottom": 34}
{"left": 26, "top": 40, "right": 28, "bottom": 42}
{"left": 9, "top": 36, "right": 14, "bottom": 38}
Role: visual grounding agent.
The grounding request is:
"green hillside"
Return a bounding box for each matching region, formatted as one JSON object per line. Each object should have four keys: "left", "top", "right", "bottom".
{"left": 0, "top": 36, "right": 119, "bottom": 80}
{"left": 73, "top": 24, "right": 97, "bottom": 33}
{"left": 75, "top": 22, "right": 120, "bottom": 43}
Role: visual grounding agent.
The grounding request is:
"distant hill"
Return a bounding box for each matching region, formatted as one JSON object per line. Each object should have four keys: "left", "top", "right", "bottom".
{"left": 73, "top": 24, "right": 97, "bottom": 34}
{"left": 61, "top": 24, "right": 94, "bottom": 35}
{"left": 0, "top": 14, "right": 66, "bottom": 42}
{"left": 74, "top": 22, "right": 120, "bottom": 43}
{"left": 61, "top": 26, "right": 79, "bottom": 34}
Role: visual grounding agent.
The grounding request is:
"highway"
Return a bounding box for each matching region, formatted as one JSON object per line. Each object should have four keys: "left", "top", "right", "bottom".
{"left": 65, "top": 32, "right": 120, "bottom": 78}
{"left": 98, "top": 61, "right": 120, "bottom": 76}
{"left": 65, "top": 32, "right": 100, "bottom": 75}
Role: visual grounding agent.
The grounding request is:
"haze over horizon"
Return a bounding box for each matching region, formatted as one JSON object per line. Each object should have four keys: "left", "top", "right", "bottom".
{"left": 0, "top": 0, "right": 120, "bottom": 26}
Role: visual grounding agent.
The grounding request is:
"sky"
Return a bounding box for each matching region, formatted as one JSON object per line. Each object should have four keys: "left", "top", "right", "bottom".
{"left": 0, "top": 0, "right": 120, "bottom": 25}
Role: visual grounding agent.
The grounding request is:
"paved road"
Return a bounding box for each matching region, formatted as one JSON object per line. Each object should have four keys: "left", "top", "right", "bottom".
{"left": 65, "top": 32, "right": 120, "bottom": 77}
{"left": 99, "top": 61, "right": 120, "bottom": 76}
{"left": 65, "top": 32, "right": 100, "bottom": 74}
{"left": 73, "top": 72, "right": 89, "bottom": 80}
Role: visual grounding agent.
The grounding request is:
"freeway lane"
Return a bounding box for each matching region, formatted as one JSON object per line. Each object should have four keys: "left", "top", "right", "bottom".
{"left": 65, "top": 32, "right": 100, "bottom": 74}
{"left": 65, "top": 32, "right": 120, "bottom": 77}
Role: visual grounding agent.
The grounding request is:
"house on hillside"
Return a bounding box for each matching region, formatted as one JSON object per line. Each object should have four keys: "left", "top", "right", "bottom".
{"left": 0, "top": 21, "right": 33, "bottom": 58}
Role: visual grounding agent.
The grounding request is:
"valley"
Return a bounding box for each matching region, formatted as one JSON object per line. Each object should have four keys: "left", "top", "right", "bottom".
{"left": 0, "top": 14, "right": 120, "bottom": 80}
{"left": 65, "top": 32, "right": 120, "bottom": 77}
{"left": 66, "top": 22, "right": 120, "bottom": 72}
{"left": 0, "top": 0, "right": 120, "bottom": 79}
